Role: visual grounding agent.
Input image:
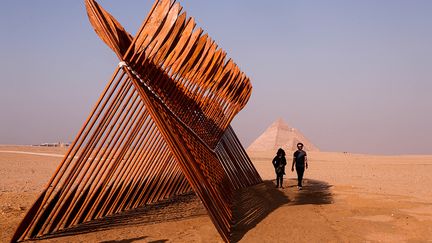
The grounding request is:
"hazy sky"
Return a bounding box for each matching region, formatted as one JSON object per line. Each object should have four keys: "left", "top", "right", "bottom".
{"left": 1, "top": 1, "right": 431, "bottom": 155}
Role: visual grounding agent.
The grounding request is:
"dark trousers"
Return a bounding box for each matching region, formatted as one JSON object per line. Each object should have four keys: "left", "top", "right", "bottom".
{"left": 296, "top": 167, "right": 305, "bottom": 187}
{"left": 276, "top": 173, "right": 283, "bottom": 187}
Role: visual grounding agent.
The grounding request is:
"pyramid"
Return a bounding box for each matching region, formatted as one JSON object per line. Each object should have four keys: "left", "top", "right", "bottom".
{"left": 247, "top": 118, "right": 319, "bottom": 152}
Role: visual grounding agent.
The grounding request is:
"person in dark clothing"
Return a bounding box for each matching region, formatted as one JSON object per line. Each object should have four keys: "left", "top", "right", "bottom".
{"left": 272, "top": 148, "right": 287, "bottom": 188}
{"left": 291, "top": 142, "right": 308, "bottom": 190}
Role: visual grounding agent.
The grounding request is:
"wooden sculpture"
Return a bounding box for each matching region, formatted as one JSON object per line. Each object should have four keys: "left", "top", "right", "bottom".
{"left": 12, "top": 0, "right": 262, "bottom": 242}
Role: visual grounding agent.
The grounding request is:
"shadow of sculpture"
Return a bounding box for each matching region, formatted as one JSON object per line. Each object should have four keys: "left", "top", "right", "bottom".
{"left": 30, "top": 179, "right": 332, "bottom": 243}
{"left": 100, "top": 238, "right": 168, "bottom": 243}
{"left": 100, "top": 236, "right": 149, "bottom": 243}
{"left": 230, "top": 178, "right": 333, "bottom": 242}
{"left": 230, "top": 180, "right": 290, "bottom": 242}
{"left": 31, "top": 193, "right": 206, "bottom": 241}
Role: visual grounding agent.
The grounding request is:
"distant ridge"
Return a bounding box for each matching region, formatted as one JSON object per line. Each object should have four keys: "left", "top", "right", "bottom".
{"left": 247, "top": 118, "right": 319, "bottom": 152}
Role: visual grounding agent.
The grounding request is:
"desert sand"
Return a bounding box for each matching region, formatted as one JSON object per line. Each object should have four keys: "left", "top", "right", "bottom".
{"left": 1, "top": 145, "right": 432, "bottom": 242}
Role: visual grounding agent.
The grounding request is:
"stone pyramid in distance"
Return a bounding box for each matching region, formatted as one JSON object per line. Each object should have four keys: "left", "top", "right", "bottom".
{"left": 247, "top": 118, "right": 319, "bottom": 152}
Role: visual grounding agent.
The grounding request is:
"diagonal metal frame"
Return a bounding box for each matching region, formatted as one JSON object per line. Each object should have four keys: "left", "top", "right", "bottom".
{"left": 12, "top": 0, "right": 262, "bottom": 242}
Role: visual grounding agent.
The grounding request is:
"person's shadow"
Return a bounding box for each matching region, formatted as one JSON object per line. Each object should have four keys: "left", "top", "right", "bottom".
{"left": 230, "top": 178, "right": 333, "bottom": 242}
{"left": 289, "top": 178, "right": 333, "bottom": 205}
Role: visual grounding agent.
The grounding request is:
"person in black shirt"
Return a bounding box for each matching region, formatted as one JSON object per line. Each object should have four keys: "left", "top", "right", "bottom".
{"left": 272, "top": 148, "right": 287, "bottom": 188}
{"left": 291, "top": 142, "right": 308, "bottom": 190}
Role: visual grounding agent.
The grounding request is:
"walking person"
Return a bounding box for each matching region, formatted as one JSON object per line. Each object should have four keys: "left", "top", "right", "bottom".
{"left": 272, "top": 148, "right": 287, "bottom": 188}
{"left": 291, "top": 142, "right": 308, "bottom": 190}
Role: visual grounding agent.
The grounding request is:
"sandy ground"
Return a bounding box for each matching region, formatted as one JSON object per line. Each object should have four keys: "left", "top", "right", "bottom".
{"left": 1, "top": 145, "right": 432, "bottom": 242}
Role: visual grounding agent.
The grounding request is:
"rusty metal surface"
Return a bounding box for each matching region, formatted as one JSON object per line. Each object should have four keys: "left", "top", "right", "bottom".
{"left": 12, "top": 1, "right": 262, "bottom": 242}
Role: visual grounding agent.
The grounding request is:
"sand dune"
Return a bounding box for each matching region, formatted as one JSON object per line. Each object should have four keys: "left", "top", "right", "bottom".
{"left": 1, "top": 145, "right": 431, "bottom": 242}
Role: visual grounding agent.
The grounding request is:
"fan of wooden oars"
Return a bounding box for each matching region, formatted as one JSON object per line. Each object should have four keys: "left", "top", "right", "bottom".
{"left": 11, "top": 1, "right": 261, "bottom": 242}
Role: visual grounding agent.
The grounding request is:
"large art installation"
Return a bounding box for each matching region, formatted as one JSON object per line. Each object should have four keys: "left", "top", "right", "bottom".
{"left": 12, "top": 0, "right": 262, "bottom": 242}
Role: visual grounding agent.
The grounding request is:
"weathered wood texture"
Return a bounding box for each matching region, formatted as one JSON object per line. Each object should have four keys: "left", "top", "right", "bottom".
{"left": 12, "top": 1, "right": 261, "bottom": 242}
